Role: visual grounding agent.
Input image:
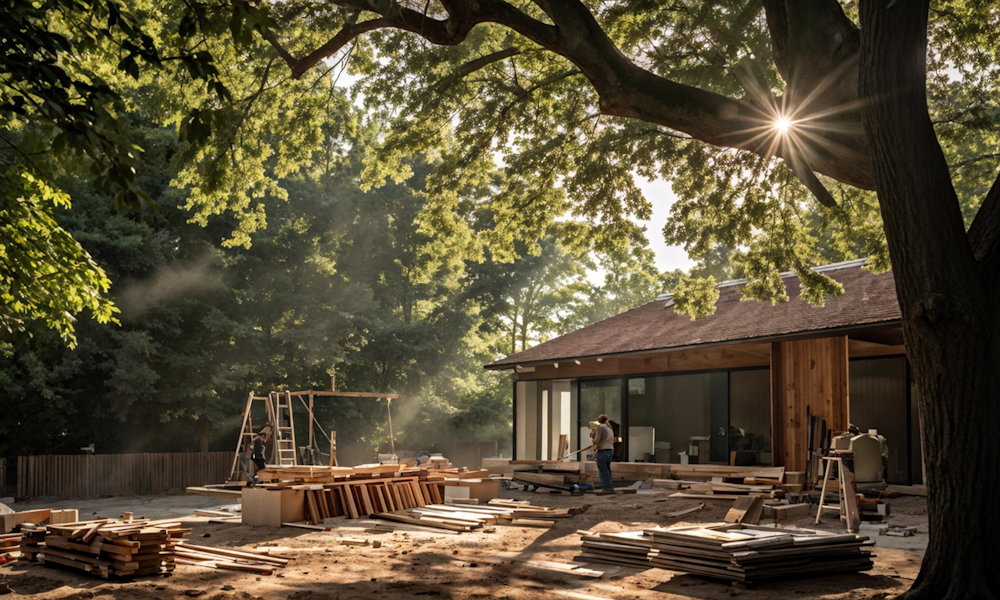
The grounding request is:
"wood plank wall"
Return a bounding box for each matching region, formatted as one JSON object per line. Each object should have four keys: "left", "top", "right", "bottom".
{"left": 770, "top": 336, "right": 849, "bottom": 471}
{"left": 15, "top": 452, "right": 232, "bottom": 499}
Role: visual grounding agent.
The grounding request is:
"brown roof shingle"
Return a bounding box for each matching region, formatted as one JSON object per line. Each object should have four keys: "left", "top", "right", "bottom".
{"left": 486, "top": 261, "right": 900, "bottom": 369}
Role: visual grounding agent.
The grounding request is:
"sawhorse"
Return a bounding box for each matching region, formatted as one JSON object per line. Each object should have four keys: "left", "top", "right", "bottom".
{"left": 815, "top": 454, "right": 862, "bottom": 533}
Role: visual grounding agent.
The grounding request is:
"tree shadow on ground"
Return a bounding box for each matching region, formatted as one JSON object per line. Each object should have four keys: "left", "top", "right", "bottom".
{"left": 653, "top": 572, "right": 904, "bottom": 599}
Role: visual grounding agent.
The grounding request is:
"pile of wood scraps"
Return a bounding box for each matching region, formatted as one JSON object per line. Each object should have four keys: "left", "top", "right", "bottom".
{"left": 174, "top": 542, "right": 291, "bottom": 575}
{"left": 1, "top": 532, "right": 22, "bottom": 557}
{"left": 577, "top": 523, "right": 874, "bottom": 587}
{"left": 194, "top": 503, "right": 242, "bottom": 524}
{"left": 667, "top": 469, "right": 786, "bottom": 501}
{"left": 20, "top": 517, "right": 189, "bottom": 578}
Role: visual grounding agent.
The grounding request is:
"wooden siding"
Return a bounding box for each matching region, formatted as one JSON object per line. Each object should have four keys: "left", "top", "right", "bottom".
{"left": 771, "top": 336, "right": 849, "bottom": 471}
{"left": 849, "top": 357, "right": 910, "bottom": 484}
{"left": 16, "top": 452, "right": 232, "bottom": 499}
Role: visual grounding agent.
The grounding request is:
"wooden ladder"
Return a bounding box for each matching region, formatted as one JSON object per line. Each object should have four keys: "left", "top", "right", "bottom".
{"left": 267, "top": 391, "right": 297, "bottom": 467}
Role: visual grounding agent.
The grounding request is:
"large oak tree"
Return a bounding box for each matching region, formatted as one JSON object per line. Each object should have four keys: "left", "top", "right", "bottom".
{"left": 246, "top": 1, "right": 997, "bottom": 597}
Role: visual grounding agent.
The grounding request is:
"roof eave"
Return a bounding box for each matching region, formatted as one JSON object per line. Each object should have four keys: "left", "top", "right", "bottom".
{"left": 483, "top": 318, "right": 903, "bottom": 371}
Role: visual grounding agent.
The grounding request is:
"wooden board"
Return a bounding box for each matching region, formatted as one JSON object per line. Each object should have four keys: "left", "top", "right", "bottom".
{"left": 2, "top": 509, "right": 52, "bottom": 533}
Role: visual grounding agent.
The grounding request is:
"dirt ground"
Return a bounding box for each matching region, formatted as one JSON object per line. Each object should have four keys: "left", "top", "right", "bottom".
{"left": 0, "top": 488, "right": 928, "bottom": 599}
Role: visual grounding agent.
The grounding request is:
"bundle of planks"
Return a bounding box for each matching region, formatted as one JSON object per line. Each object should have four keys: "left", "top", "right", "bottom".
{"left": 577, "top": 523, "right": 874, "bottom": 587}
{"left": 174, "top": 542, "right": 291, "bottom": 575}
{"left": 370, "top": 499, "right": 588, "bottom": 533}
{"left": 21, "top": 518, "right": 189, "bottom": 578}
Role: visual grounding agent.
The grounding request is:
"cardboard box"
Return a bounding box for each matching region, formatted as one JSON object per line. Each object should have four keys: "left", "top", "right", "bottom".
{"left": 241, "top": 487, "right": 305, "bottom": 527}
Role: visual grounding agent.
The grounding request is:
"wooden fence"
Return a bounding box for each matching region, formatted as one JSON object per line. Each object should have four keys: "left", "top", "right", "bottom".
{"left": 15, "top": 452, "right": 232, "bottom": 499}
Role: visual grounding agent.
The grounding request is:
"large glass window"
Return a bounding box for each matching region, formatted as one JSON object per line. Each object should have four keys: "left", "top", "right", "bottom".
{"left": 579, "top": 379, "right": 622, "bottom": 459}
{"left": 626, "top": 373, "right": 721, "bottom": 463}
{"left": 729, "top": 370, "right": 772, "bottom": 465}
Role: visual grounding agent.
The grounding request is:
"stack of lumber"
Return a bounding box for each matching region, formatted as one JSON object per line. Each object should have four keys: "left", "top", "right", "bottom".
{"left": 253, "top": 464, "right": 408, "bottom": 483}
{"left": 667, "top": 465, "right": 785, "bottom": 482}
{"left": 577, "top": 523, "right": 873, "bottom": 587}
{"left": 370, "top": 499, "right": 588, "bottom": 533}
{"left": 19, "top": 525, "right": 45, "bottom": 560}
{"left": 1, "top": 532, "right": 21, "bottom": 556}
{"left": 663, "top": 468, "right": 786, "bottom": 501}
{"left": 24, "top": 518, "right": 189, "bottom": 578}
{"left": 237, "top": 464, "right": 501, "bottom": 524}
{"left": 174, "top": 542, "right": 291, "bottom": 575}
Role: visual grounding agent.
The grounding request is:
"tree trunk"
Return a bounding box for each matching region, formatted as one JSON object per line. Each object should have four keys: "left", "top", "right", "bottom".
{"left": 858, "top": 1, "right": 1000, "bottom": 598}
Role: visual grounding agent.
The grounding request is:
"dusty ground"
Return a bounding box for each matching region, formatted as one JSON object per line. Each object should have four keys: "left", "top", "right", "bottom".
{"left": 0, "top": 489, "right": 928, "bottom": 599}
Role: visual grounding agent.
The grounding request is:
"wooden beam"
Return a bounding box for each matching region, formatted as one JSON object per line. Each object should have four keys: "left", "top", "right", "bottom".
{"left": 287, "top": 391, "right": 399, "bottom": 399}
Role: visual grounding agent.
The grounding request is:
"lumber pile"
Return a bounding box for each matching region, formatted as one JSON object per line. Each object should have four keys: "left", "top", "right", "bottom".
{"left": 174, "top": 542, "right": 291, "bottom": 575}
{"left": 577, "top": 523, "right": 874, "bottom": 587}
{"left": 20, "top": 518, "right": 189, "bottom": 578}
{"left": 370, "top": 500, "right": 588, "bottom": 533}
{"left": 1, "top": 532, "right": 21, "bottom": 556}
{"left": 238, "top": 464, "right": 502, "bottom": 525}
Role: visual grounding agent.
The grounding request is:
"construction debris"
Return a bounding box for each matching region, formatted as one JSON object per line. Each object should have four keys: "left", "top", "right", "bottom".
{"left": 881, "top": 525, "right": 917, "bottom": 537}
{"left": 19, "top": 518, "right": 189, "bottom": 578}
{"left": 230, "top": 464, "right": 504, "bottom": 526}
{"left": 0, "top": 533, "right": 21, "bottom": 556}
{"left": 370, "top": 500, "right": 587, "bottom": 534}
{"left": 577, "top": 523, "right": 874, "bottom": 587}
{"left": 174, "top": 541, "right": 291, "bottom": 575}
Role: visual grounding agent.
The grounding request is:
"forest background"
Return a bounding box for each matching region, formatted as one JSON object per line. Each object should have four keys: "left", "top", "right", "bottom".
{"left": 0, "top": 0, "right": 943, "bottom": 466}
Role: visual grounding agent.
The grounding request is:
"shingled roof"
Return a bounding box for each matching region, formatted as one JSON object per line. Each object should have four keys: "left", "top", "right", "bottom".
{"left": 486, "top": 259, "right": 900, "bottom": 369}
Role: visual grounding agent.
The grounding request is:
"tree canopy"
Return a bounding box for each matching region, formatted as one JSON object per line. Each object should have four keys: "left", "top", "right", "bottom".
{"left": 3, "top": 2, "right": 1000, "bottom": 597}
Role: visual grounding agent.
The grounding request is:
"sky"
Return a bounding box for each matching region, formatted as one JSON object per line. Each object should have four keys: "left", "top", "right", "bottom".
{"left": 634, "top": 176, "right": 696, "bottom": 273}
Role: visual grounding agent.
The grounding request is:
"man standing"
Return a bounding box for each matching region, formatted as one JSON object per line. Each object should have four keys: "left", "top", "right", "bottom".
{"left": 591, "top": 414, "right": 615, "bottom": 495}
{"left": 251, "top": 429, "right": 269, "bottom": 484}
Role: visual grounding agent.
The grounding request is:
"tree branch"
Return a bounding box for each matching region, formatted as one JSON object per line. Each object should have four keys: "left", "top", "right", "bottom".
{"left": 436, "top": 47, "right": 522, "bottom": 94}
{"left": 257, "top": 0, "right": 877, "bottom": 196}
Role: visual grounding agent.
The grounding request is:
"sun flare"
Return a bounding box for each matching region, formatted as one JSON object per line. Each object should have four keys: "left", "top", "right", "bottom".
{"left": 774, "top": 116, "right": 792, "bottom": 133}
